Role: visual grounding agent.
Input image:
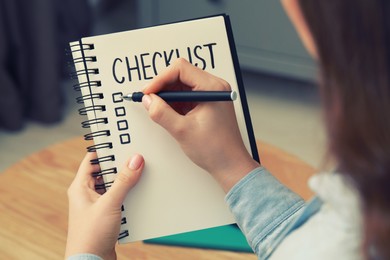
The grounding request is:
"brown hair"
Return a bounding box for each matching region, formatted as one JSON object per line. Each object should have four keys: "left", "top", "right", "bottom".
{"left": 298, "top": 0, "right": 390, "bottom": 259}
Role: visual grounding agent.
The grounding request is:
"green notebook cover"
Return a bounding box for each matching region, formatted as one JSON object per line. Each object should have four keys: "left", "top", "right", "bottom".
{"left": 144, "top": 224, "right": 253, "bottom": 252}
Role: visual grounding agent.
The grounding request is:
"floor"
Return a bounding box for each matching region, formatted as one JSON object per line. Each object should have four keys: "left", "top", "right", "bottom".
{"left": 0, "top": 1, "right": 327, "bottom": 173}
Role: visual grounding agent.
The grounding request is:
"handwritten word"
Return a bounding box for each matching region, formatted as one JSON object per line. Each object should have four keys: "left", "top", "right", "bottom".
{"left": 112, "top": 43, "right": 217, "bottom": 83}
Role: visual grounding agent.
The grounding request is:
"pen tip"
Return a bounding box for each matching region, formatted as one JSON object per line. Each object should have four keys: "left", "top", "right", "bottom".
{"left": 122, "top": 94, "right": 132, "bottom": 101}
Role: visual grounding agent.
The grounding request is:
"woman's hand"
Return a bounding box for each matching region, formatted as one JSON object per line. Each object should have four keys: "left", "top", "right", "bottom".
{"left": 142, "top": 58, "right": 259, "bottom": 192}
{"left": 65, "top": 152, "right": 144, "bottom": 260}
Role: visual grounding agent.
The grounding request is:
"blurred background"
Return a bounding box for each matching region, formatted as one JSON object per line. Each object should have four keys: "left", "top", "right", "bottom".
{"left": 0, "top": 0, "right": 326, "bottom": 172}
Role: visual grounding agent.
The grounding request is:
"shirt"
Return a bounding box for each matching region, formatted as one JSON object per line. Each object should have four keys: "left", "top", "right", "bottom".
{"left": 226, "top": 167, "right": 363, "bottom": 259}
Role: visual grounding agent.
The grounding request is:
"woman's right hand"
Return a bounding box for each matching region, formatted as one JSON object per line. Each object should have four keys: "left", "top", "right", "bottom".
{"left": 142, "top": 58, "right": 259, "bottom": 192}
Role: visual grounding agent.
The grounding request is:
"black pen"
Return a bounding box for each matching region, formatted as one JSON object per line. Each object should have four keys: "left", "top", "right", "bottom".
{"left": 122, "top": 91, "right": 237, "bottom": 102}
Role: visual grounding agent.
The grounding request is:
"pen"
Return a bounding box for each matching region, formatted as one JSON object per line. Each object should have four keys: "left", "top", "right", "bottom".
{"left": 122, "top": 91, "right": 237, "bottom": 102}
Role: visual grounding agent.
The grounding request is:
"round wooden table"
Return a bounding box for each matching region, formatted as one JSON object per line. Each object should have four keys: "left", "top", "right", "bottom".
{"left": 0, "top": 137, "right": 315, "bottom": 259}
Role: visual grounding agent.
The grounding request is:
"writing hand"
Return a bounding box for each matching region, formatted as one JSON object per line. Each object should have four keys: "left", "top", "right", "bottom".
{"left": 142, "top": 58, "right": 259, "bottom": 192}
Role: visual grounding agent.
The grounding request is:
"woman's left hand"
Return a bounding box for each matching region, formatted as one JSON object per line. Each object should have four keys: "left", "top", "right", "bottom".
{"left": 65, "top": 152, "right": 144, "bottom": 260}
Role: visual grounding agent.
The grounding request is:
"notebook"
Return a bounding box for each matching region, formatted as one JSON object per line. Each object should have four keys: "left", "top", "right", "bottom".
{"left": 69, "top": 14, "right": 259, "bottom": 244}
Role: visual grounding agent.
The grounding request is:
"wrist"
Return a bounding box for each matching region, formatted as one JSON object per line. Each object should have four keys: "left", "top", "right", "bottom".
{"left": 66, "top": 253, "right": 105, "bottom": 260}
{"left": 65, "top": 243, "right": 116, "bottom": 260}
{"left": 212, "top": 154, "right": 260, "bottom": 193}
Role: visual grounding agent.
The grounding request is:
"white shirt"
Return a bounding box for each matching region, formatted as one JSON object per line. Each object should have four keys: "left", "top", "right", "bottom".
{"left": 271, "top": 173, "right": 363, "bottom": 259}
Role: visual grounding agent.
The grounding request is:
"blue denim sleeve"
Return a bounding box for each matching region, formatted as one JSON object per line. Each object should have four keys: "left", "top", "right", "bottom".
{"left": 67, "top": 254, "right": 103, "bottom": 260}
{"left": 225, "top": 167, "right": 305, "bottom": 258}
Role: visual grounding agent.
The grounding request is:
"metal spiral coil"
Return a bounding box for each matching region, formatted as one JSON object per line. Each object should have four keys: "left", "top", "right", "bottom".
{"left": 70, "top": 41, "right": 128, "bottom": 240}
{"left": 84, "top": 130, "right": 111, "bottom": 140}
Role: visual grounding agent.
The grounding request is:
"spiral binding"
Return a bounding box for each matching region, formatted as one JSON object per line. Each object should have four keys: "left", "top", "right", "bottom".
{"left": 70, "top": 68, "right": 99, "bottom": 79}
{"left": 73, "top": 80, "right": 101, "bottom": 91}
{"left": 78, "top": 105, "right": 106, "bottom": 116}
{"left": 81, "top": 117, "right": 108, "bottom": 128}
{"left": 84, "top": 130, "right": 111, "bottom": 140}
{"left": 76, "top": 93, "right": 104, "bottom": 104}
{"left": 70, "top": 41, "right": 129, "bottom": 240}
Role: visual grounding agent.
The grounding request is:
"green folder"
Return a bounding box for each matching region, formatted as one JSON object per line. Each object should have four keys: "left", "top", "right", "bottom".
{"left": 144, "top": 224, "right": 253, "bottom": 252}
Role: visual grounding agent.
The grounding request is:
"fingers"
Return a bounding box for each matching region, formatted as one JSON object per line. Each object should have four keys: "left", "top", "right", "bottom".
{"left": 142, "top": 58, "right": 231, "bottom": 139}
{"left": 143, "top": 58, "right": 230, "bottom": 94}
{"left": 102, "top": 154, "right": 145, "bottom": 208}
{"left": 142, "top": 94, "right": 186, "bottom": 138}
{"left": 72, "top": 152, "right": 100, "bottom": 188}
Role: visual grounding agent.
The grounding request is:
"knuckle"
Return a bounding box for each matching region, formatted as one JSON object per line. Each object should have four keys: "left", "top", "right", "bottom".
{"left": 116, "top": 171, "right": 134, "bottom": 184}
{"left": 170, "top": 120, "right": 191, "bottom": 142}
{"left": 174, "top": 57, "right": 189, "bottom": 67}
{"left": 171, "top": 121, "right": 186, "bottom": 138}
{"left": 209, "top": 77, "right": 231, "bottom": 91}
{"left": 219, "top": 79, "right": 231, "bottom": 91}
{"left": 149, "top": 103, "right": 164, "bottom": 123}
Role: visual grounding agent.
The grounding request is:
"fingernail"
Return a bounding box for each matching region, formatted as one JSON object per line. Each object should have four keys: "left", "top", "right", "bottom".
{"left": 142, "top": 95, "right": 152, "bottom": 110}
{"left": 128, "top": 154, "right": 143, "bottom": 170}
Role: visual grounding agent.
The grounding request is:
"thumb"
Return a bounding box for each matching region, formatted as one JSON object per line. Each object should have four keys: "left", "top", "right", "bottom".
{"left": 103, "top": 154, "right": 144, "bottom": 208}
{"left": 142, "top": 94, "right": 185, "bottom": 137}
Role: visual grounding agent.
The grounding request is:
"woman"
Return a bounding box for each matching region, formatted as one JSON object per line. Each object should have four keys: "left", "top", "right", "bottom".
{"left": 65, "top": 0, "right": 390, "bottom": 259}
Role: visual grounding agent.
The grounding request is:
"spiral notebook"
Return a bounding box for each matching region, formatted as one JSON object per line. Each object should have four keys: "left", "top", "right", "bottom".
{"left": 69, "top": 14, "right": 259, "bottom": 244}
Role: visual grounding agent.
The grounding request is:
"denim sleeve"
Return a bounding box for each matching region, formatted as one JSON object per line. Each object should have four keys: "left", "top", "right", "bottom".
{"left": 225, "top": 167, "right": 305, "bottom": 258}
{"left": 67, "top": 254, "right": 103, "bottom": 260}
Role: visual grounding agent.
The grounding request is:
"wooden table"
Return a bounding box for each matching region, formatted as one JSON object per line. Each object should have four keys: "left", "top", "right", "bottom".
{"left": 0, "top": 137, "right": 315, "bottom": 259}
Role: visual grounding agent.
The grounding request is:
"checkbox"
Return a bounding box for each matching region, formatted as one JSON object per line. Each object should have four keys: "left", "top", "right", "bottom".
{"left": 117, "top": 120, "right": 128, "bottom": 131}
{"left": 112, "top": 92, "right": 123, "bottom": 103}
{"left": 120, "top": 133, "right": 131, "bottom": 144}
{"left": 115, "top": 107, "right": 126, "bottom": 117}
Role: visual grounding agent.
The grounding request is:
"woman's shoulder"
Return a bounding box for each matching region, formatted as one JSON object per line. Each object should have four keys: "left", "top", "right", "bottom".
{"left": 271, "top": 172, "right": 364, "bottom": 259}
{"left": 309, "top": 172, "right": 361, "bottom": 222}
